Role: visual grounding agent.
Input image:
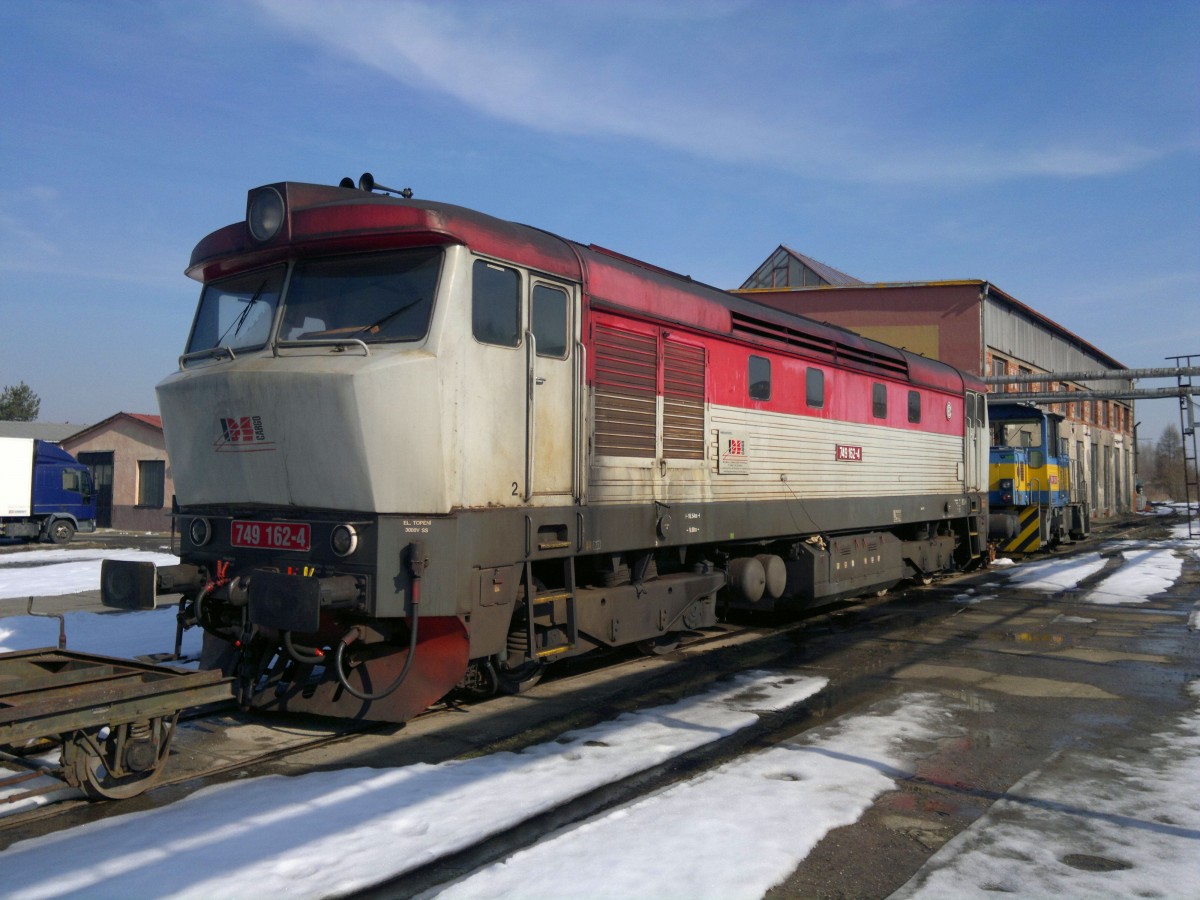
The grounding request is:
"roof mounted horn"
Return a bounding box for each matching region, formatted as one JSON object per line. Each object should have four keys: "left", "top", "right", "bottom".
{"left": 357, "top": 172, "right": 413, "bottom": 199}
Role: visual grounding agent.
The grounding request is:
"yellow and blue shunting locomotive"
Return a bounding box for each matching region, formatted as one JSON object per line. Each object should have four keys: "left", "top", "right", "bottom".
{"left": 989, "top": 403, "right": 1090, "bottom": 553}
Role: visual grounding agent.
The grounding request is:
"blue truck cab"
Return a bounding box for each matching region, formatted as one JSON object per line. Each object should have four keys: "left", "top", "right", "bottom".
{"left": 0, "top": 437, "right": 98, "bottom": 544}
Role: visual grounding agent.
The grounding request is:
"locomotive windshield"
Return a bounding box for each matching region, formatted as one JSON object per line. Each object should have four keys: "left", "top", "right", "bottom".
{"left": 185, "top": 249, "right": 442, "bottom": 362}
{"left": 279, "top": 249, "right": 441, "bottom": 344}
{"left": 186, "top": 265, "right": 286, "bottom": 358}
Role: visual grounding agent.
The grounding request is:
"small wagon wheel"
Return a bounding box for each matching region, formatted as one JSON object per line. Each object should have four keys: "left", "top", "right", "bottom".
{"left": 61, "top": 716, "right": 177, "bottom": 800}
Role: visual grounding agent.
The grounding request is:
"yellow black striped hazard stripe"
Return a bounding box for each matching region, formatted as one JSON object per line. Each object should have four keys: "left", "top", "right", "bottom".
{"left": 1002, "top": 505, "right": 1042, "bottom": 553}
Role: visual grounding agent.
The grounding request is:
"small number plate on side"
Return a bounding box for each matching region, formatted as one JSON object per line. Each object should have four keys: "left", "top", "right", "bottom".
{"left": 231, "top": 520, "right": 311, "bottom": 551}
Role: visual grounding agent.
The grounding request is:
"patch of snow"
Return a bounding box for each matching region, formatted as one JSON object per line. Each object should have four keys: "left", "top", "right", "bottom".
{"left": 0, "top": 549, "right": 178, "bottom": 600}
{"left": 0, "top": 671, "right": 828, "bottom": 899}
{"left": 1083, "top": 549, "right": 1182, "bottom": 605}
{"left": 437, "top": 693, "right": 954, "bottom": 900}
{"left": 1005, "top": 553, "right": 1107, "bottom": 593}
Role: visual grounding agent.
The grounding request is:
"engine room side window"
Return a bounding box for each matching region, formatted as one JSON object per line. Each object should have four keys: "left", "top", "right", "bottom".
{"left": 872, "top": 383, "right": 887, "bottom": 419}
{"left": 473, "top": 260, "right": 521, "bottom": 347}
{"left": 532, "top": 283, "right": 569, "bottom": 358}
{"left": 749, "top": 355, "right": 771, "bottom": 401}
{"left": 806, "top": 368, "right": 824, "bottom": 408}
{"left": 908, "top": 390, "right": 921, "bottom": 423}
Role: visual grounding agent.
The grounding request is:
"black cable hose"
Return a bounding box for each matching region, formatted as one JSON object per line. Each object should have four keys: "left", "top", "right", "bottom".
{"left": 333, "top": 601, "right": 421, "bottom": 701}
{"left": 282, "top": 631, "right": 327, "bottom": 665}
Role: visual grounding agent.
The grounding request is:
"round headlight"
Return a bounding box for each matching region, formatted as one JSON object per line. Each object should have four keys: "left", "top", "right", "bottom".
{"left": 330, "top": 524, "right": 358, "bottom": 557}
{"left": 189, "top": 517, "right": 212, "bottom": 547}
{"left": 248, "top": 187, "right": 285, "bottom": 242}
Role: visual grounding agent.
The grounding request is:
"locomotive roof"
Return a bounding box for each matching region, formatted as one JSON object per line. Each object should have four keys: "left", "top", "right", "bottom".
{"left": 188, "top": 182, "right": 976, "bottom": 393}
{"left": 988, "top": 401, "right": 1064, "bottom": 422}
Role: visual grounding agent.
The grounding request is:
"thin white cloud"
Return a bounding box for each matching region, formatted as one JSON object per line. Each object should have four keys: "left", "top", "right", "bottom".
{"left": 254, "top": 0, "right": 1186, "bottom": 185}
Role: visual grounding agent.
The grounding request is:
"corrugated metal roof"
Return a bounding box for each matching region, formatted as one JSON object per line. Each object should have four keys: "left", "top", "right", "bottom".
{"left": 735, "top": 279, "right": 1126, "bottom": 371}
{"left": 0, "top": 421, "right": 90, "bottom": 443}
{"left": 779, "top": 245, "right": 864, "bottom": 286}
{"left": 740, "top": 245, "right": 863, "bottom": 289}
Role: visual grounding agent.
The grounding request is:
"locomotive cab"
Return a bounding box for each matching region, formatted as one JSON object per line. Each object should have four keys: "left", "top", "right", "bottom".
{"left": 988, "top": 403, "right": 1090, "bottom": 553}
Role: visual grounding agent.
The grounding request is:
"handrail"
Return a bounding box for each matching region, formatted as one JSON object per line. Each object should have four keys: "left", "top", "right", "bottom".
{"left": 1028, "top": 478, "right": 1043, "bottom": 536}
{"left": 273, "top": 338, "right": 371, "bottom": 357}
{"left": 524, "top": 331, "right": 536, "bottom": 501}
{"left": 576, "top": 340, "right": 586, "bottom": 502}
{"left": 178, "top": 345, "right": 236, "bottom": 369}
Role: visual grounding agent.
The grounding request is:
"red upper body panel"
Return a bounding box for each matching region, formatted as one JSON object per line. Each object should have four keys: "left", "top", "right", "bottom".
{"left": 187, "top": 183, "right": 984, "bottom": 406}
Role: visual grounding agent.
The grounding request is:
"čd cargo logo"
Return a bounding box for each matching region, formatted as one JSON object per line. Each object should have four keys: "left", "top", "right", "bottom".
{"left": 214, "top": 415, "right": 275, "bottom": 452}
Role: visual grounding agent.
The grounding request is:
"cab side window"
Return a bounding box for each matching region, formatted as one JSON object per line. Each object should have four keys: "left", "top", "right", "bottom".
{"left": 472, "top": 260, "right": 520, "bottom": 347}
{"left": 532, "top": 284, "right": 569, "bottom": 357}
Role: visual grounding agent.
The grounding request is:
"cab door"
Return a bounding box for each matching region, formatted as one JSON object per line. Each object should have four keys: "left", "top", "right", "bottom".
{"left": 526, "top": 279, "right": 579, "bottom": 500}
{"left": 965, "top": 391, "right": 986, "bottom": 493}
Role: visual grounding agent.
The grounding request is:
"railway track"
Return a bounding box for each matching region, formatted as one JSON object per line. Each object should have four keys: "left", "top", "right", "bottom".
{"left": 0, "top": 515, "right": 1173, "bottom": 863}
{"left": 356, "top": 515, "right": 1181, "bottom": 897}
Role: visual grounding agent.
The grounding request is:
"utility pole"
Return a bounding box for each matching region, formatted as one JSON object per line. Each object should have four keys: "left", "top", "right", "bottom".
{"left": 1166, "top": 355, "right": 1199, "bottom": 538}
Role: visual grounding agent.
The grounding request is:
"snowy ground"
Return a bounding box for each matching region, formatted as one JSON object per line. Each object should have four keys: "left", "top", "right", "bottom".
{"left": 0, "top": 524, "right": 1198, "bottom": 899}
{"left": 0, "top": 548, "right": 178, "bottom": 602}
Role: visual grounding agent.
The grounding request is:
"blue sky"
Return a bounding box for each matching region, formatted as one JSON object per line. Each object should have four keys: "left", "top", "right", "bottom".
{"left": 1, "top": 0, "right": 1197, "bottom": 442}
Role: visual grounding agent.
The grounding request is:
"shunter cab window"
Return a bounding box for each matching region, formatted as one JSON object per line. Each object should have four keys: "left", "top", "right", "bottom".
{"left": 749, "top": 355, "right": 771, "bottom": 400}
{"left": 280, "top": 249, "right": 441, "bottom": 344}
{"left": 473, "top": 260, "right": 521, "bottom": 347}
{"left": 806, "top": 368, "right": 824, "bottom": 408}
{"left": 908, "top": 390, "right": 921, "bottom": 424}
{"left": 993, "top": 419, "right": 1043, "bottom": 449}
{"left": 532, "top": 284, "right": 569, "bottom": 357}
{"left": 872, "top": 383, "right": 887, "bottom": 419}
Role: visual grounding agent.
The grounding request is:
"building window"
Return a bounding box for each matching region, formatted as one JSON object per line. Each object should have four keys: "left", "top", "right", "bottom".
{"left": 907, "top": 390, "right": 921, "bottom": 424}
{"left": 872, "top": 383, "right": 887, "bottom": 419}
{"left": 749, "top": 355, "right": 771, "bottom": 401}
{"left": 806, "top": 368, "right": 825, "bottom": 409}
{"left": 138, "top": 460, "right": 165, "bottom": 509}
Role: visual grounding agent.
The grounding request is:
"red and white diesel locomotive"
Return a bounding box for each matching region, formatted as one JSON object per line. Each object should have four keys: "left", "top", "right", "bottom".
{"left": 103, "top": 175, "right": 989, "bottom": 723}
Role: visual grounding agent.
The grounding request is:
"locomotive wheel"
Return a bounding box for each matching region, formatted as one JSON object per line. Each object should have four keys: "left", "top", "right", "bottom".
{"left": 459, "top": 659, "right": 500, "bottom": 698}
{"left": 497, "top": 660, "right": 544, "bottom": 694}
{"left": 62, "top": 719, "right": 172, "bottom": 800}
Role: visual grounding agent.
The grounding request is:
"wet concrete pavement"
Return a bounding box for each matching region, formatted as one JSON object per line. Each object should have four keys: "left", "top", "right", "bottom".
{"left": 769, "top": 520, "right": 1199, "bottom": 897}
